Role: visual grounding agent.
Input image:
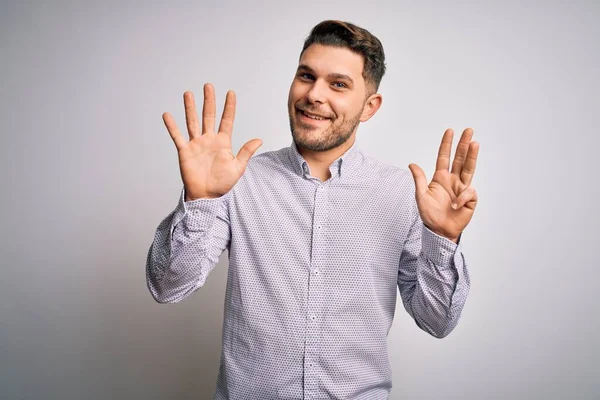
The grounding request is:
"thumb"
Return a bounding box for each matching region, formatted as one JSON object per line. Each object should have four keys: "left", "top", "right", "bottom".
{"left": 408, "top": 163, "right": 428, "bottom": 198}
{"left": 235, "top": 138, "right": 263, "bottom": 166}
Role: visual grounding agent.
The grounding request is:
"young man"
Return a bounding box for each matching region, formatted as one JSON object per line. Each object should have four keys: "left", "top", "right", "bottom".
{"left": 147, "top": 20, "right": 479, "bottom": 400}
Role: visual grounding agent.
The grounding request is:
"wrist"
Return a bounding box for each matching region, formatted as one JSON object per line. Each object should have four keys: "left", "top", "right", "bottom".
{"left": 184, "top": 186, "right": 222, "bottom": 201}
{"left": 423, "top": 223, "right": 459, "bottom": 243}
{"left": 185, "top": 194, "right": 221, "bottom": 201}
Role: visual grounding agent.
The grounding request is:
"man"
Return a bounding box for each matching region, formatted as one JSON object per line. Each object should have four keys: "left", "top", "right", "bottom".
{"left": 147, "top": 20, "right": 479, "bottom": 400}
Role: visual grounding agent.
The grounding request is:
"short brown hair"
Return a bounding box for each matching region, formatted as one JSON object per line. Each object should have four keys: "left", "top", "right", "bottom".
{"left": 300, "top": 20, "right": 386, "bottom": 94}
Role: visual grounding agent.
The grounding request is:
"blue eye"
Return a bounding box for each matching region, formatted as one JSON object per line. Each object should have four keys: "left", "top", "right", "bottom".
{"left": 333, "top": 82, "right": 347, "bottom": 88}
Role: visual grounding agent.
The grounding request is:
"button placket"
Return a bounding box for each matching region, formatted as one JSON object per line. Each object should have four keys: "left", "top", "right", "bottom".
{"left": 304, "top": 183, "right": 328, "bottom": 395}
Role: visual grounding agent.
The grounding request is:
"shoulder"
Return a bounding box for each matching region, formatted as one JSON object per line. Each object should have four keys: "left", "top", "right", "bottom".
{"left": 360, "top": 151, "right": 415, "bottom": 191}
{"left": 246, "top": 146, "right": 289, "bottom": 170}
{"left": 357, "top": 151, "right": 419, "bottom": 216}
{"left": 230, "top": 145, "right": 291, "bottom": 192}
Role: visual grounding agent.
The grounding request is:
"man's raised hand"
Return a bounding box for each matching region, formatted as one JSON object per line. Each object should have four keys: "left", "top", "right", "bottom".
{"left": 162, "top": 83, "right": 263, "bottom": 200}
{"left": 408, "top": 128, "right": 479, "bottom": 242}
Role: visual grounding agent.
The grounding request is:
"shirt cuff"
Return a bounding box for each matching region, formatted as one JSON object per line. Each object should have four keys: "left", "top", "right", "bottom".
{"left": 421, "top": 224, "right": 461, "bottom": 267}
{"left": 172, "top": 187, "right": 230, "bottom": 233}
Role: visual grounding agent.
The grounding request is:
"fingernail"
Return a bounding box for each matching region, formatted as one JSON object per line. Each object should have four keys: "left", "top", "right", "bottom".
{"left": 452, "top": 203, "right": 458, "bottom": 209}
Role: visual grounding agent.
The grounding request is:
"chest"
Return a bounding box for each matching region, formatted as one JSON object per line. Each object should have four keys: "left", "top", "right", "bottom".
{"left": 229, "top": 176, "right": 412, "bottom": 267}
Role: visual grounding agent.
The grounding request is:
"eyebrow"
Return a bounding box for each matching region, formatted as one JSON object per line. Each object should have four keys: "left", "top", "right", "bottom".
{"left": 297, "top": 64, "right": 354, "bottom": 85}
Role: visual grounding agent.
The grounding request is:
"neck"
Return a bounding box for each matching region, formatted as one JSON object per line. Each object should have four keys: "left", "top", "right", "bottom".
{"left": 296, "top": 134, "right": 356, "bottom": 182}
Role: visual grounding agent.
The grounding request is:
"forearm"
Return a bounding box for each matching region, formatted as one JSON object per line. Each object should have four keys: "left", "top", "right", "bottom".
{"left": 146, "top": 188, "right": 231, "bottom": 303}
{"left": 399, "top": 224, "right": 471, "bottom": 338}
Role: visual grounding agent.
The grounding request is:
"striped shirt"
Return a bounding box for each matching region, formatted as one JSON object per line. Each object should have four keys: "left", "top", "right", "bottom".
{"left": 146, "top": 139, "right": 471, "bottom": 399}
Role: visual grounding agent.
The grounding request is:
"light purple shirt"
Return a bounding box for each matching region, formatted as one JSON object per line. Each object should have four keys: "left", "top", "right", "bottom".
{"left": 146, "top": 139, "right": 470, "bottom": 399}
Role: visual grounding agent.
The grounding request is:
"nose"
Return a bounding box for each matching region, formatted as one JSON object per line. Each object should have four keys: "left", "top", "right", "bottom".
{"left": 305, "top": 79, "right": 327, "bottom": 104}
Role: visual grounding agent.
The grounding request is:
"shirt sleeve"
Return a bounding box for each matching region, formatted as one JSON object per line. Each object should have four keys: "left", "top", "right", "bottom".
{"left": 397, "top": 207, "right": 471, "bottom": 338}
{"left": 146, "top": 186, "right": 232, "bottom": 303}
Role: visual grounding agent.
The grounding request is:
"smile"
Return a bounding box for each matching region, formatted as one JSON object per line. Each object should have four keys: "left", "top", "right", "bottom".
{"left": 299, "top": 110, "right": 330, "bottom": 122}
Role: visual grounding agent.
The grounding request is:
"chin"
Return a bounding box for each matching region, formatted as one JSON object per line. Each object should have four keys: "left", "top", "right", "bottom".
{"left": 293, "top": 131, "right": 349, "bottom": 152}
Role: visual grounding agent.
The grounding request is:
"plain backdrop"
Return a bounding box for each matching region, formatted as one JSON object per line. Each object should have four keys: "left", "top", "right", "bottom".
{"left": 1, "top": 1, "right": 598, "bottom": 399}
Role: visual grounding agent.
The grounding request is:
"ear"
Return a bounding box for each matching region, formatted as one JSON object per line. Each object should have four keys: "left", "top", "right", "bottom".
{"left": 360, "top": 93, "right": 383, "bottom": 122}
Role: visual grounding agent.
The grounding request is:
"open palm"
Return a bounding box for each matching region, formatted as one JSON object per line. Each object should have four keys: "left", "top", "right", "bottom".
{"left": 163, "top": 83, "right": 263, "bottom": 200}
{"left": 408, "top": 128, "right": 479, "bottom": 242}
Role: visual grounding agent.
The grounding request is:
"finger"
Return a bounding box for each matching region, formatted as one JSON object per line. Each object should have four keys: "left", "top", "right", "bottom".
{"left": 435, "top": 128, "right": 454, "bottom": 171}
{"left": 450, "top": 127, "right": 474, "bottom": 176}
{"left": 202, "top": 83, "right": 216, "bottom": 134}
{"left": 218, "top": 90, "right": 236, "bottom": 136}
{"left": 235, "top": 138, "right": 263, "bottom": 167}
{"left": 460, "top": 141, "right": 479, "bottom": 186}
{"left": 183, "top": 91, "right": 200, "bottom": 139}
{"left": 408, "top": 163, "right": 428, "bottom": 199}
{"left": 453, "top": 186, "right": 478, "bottom": 210}
{"left": 162, "top": 112, "right": 187, "bottom": 150}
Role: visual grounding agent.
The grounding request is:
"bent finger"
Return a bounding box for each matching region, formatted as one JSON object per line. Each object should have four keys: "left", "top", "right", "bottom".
{"left": 454, "top": 186, "right": 478, "bottom": 210}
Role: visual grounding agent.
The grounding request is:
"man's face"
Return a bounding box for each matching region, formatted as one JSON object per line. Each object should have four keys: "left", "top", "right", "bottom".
{"left": 288, "top": 43, "right": 370, "bottom": 152}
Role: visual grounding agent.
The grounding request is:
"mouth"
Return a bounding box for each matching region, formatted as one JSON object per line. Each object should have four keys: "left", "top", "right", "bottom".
{"left": 297, "top": 109, "right": 331, "bottom": 123}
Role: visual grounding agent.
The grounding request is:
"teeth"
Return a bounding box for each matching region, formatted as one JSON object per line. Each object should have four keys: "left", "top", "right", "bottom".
{"left": 303, "top": 111, "right": 325, "bottom": 120}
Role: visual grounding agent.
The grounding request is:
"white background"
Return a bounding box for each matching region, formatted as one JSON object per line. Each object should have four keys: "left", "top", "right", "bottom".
{"left": 1, "top": 1, "right": 598, "bottom": 398}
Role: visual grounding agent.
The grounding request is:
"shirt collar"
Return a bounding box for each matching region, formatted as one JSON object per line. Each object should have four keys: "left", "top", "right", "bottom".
{"left": 287, "top": 139, "right": 361, "bottom": 179}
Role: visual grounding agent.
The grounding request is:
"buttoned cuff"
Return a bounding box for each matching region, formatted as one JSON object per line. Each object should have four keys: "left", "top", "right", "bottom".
{"left": 421, "top": 225, "right": 461, "bottom": 267}
{"left": 172, "top": 187, "right": 230, "bottom": 233}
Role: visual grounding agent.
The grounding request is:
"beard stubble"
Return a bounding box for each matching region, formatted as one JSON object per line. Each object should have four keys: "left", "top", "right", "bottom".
{"left": 288, "top": 108, "right": 362, "bottom": 152}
